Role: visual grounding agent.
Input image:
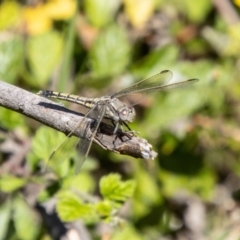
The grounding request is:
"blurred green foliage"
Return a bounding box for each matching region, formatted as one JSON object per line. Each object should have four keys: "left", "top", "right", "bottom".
{"left": 90, "top": 24, "right": 131, "bottom": 78}
{"left": 0, "top": 36, "right": 23, "bottom": 84}
{"left": 27, "top": 31, "right": 64, "bottom": 86}
{"left": 1, "top": 0, "right": 240, "bottom": 239}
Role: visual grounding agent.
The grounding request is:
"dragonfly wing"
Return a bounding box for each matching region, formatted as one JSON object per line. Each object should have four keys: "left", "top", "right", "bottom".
{"left": 46, "top": 135, "right": 79, "bottom": 175}
{"left": 111, "top": 70, "right": 173, "bottom": 98}
{"left": 74, "top": 138, "right": 91, "bottom": 175}
{"left": 74, "top": 103, "right": 107, "bottom": 175}
{"left": 111, "top": 70, "right": 198, "bottom": 106}
{"left": 46, "top": 104, "right": 98, "bottom": 175}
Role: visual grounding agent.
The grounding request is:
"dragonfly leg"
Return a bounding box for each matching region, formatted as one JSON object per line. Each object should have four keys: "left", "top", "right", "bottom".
{"left": 112, "top": 120, "right": 139, "bottom": 135}
{"left": 111, "top": 119, "right": 131, "bottom": 133}
{"left": 112, "top": 121, "right": 119, "bottom": 134}
{"left": 123, "top": 121, "right": 140, "bottom": 136}
{"left": 112, "top": 120, "right": 138, "bottom": 137}
{"left": 111, "top": 121, "right": 132, "bottom": 141}
{"left": 113, "top": 128, "right": 134, "bottom": 144}
{"left": 123, "top": 121, "right": 131, "bottom": 131}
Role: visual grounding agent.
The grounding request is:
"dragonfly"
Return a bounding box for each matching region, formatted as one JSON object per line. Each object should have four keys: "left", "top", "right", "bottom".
{"left": 38, "top": 70, "right": 198, "bottom": 175}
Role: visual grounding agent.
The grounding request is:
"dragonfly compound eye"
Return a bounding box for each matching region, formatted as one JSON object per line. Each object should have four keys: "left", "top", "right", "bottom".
{"left": 119, "top": 107, "right": 136, "bottom": 122}
{"left": 128, "top": 107, "right": 136, "bottom": 122}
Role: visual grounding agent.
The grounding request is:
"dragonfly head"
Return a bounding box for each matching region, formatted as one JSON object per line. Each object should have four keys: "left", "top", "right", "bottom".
{"left": 118, "top": 106, "right": 136, "bottom": 122}
{"left": 109, "top": 98, "right": 136, "bottom": 123}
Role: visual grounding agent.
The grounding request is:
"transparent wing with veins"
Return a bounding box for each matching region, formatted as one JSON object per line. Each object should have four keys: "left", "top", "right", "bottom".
{"left": 46, "top": 103, "right": 106, "bottom": 176}
{"left": 111, "top": 70, "right": 198, "bottom": 105}
{"left": 74, "top": 104, "right": 107, "bottom": 175}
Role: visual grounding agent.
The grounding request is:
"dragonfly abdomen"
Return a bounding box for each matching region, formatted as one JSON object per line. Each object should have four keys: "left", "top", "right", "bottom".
{"left": 37, "top": 90, "right": 96, "bottom": 109}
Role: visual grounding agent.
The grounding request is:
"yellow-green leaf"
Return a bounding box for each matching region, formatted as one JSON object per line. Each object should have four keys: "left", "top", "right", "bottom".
{"left": 100, "top": 173, "right": 136, "bottom": 202}
{"left": 0, "top": 175, "right": 26, "bottom": 193}
{"left": 56, "top": 191, "right": 97, "bottom": 222}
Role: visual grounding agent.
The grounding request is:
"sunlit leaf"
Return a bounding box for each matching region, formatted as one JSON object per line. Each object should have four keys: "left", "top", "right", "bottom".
{"left": 30, "top": 126, "right": 65, "bottom": 163}
{"left": 0, "top": 175, "right": 26, "bottom": 193}
{"left": 84, "top": 0, "right": 120, "bottom": 28}
{"left": 159, "top": 168, "right": 216, "bottom": 200}
{"left": 90, "top": 25, "right": 131, "bottom": 78}
{"left": 100, "top": 173, "right": 136, "bottom": 202}
{"left": 0, "top": 200, "right": 11, "bottom": 240}
{"left": 95, "top": 200, "right": 113, "bottom": 217}
{"left": 179, "top": 0, "right": 212, "bottom": 23}
{"left": 133, "top": 166, "right": 162, "bottom": 217}
{"left": 0, "top": 107, "right": 25, "bottom": 129}
{"left": 27, "top": 31, "right": 63, "bottom": 86}
{"left": 225, "top": 24, "right": 240, "bottom": 56}
{"left": 131, "top": 45, "right": 179, "bottom": 78}
{"left": 62, "top": 172, "right": 96, "bottom": 193}
{"left": 112, "top": 225, "right": 143, "bottom": 240}
{"left": 0, "top": 35, "right": 23, "bottom": 84}
{"left": 29, "top": 126, "right": 76, "bottom": 176}
{"left": 56, "top": 191, "right": 98, "bottom": 222}
{"left": 13, "top": 197, "right": 40, "bottom": 240}
{"left": 0, "top": 1, "right": 21, "bottom": 30}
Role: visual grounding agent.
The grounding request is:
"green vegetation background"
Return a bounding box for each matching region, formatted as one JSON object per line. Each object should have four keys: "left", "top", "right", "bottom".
{"left": 1, "top": 0, "right": 240, "bottom": 239}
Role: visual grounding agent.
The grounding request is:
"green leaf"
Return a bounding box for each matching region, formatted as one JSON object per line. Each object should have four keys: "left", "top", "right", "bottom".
{"left": 131, "top": 45, "right": 179, "bottom": 78}
{"left": 29, "top": 126, "right": 64, "bottom": 163}
{"left": 159, "top": 168, "right": 216, "bottom": 200}
{"left": 0, "top": 175, "right": 26, "bottom": 193}
{"left": 0, "top": 200, "right": 11, "bottom": 240}
{"left": 179, "top": 0, "right": 212, "bottom": 23}
{"left": 95, "top": 200, "right": 113, "bottom": 217}
{"left": 133, "top": 166, "right": 162, "bottom": 218}
{"left": 13, "top": 197, "right": 40, "bottom": 240}
{"left": 56, "top": 191, "right": 98, "bottom": 222}
{"left": 90, "top": 25, "right": 131, "bottom": 78}
{"left": 62, "top": 172, "right": 96, "bottom": 193}
{"left": 28, "top": 126, "right": 76, "bottom": 175}
{"left": 27, "top": 31, "right": 63, "bottom": 86}
{"left": 0, "top": 34, "right": 23, "bottom": 83}
{"left": 0, "top": 107, "right": 25, "bottom": 130}
{"left": 84, "top": 0, "right": 120, "bottom": 28}
{"left": 112, "top": 225, "right": 143, "bottom": 240}
{"left": 100, "top": 173, "right": 136, "bottom": 202}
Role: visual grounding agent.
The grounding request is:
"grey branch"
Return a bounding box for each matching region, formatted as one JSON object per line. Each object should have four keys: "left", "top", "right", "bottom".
{"left": 0, "top": 80, "right": 157, "bottom": 160}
